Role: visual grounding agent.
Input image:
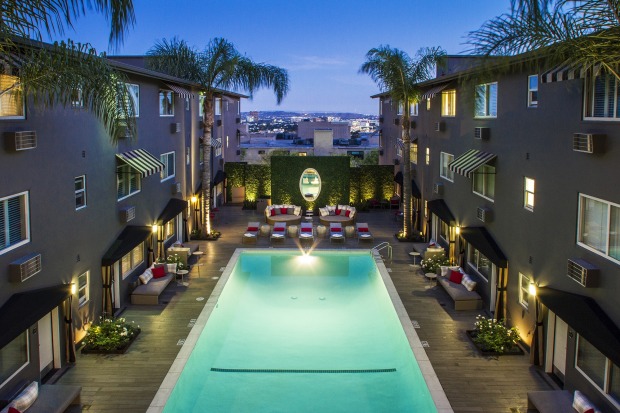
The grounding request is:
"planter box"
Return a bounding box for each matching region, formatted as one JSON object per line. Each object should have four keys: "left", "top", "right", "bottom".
{"left": 466, "top": 330, "right": 524, "bottom": 356}
{"left": 81, "top": 329, "right": 141, "bottom": 355}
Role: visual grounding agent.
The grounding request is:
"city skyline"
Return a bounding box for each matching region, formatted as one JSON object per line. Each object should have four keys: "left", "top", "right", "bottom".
{"left": 46, "top": 0, "right": 510, "bottom": 113}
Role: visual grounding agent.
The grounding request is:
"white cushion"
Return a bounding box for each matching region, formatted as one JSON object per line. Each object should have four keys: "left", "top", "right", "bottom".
{"left": 294, "top": 206, "right": 301, "bottom": 216}
{"left": 11, "top": 381, "right": 38, "bottom": 412}
{"left": 166, "top": 263, "right": 177, "bottom": 274}
{"left": 572, "top": 390, "right": 597, "bottom": 413}
{"left": 326, "top": 205, "right": 335, "bottom": 213}
{"left": 461, "top": 273, "right": 477, "bottom": 291}
{"left": 319, "top": 208, "right": 328, "bottom": 217}
{"left": 139, "top": 269, "right": 153, "bottom": 285}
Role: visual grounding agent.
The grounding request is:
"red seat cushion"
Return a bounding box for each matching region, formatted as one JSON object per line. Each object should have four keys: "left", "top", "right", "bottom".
{"left": 274, "top": 227, "right": 285, "bottom": 232}
{"left": 332, "top": 228, "right": 341, "bottom": 232}
{"left": 247, "top": 227, "right": 258, "bottom": 231}
{"left": 345, "top": 210, "right": 351, "bottom": 217}
{"left": 358, "top": 227, "right": 368, "bottom": 232}
{"left": 152, "top": 266, "right": 166, "bottom": 279}
{"left": 301, "top": 228, "right": 312, "bottom": 232}
{"left": 335, "top": 208, "right": 341, "bottom": 215}
{"left": 270, "top": 209, "right": 276, "bottom": 216}
{"left": 280, "top": 207, "right": 288, "bottom": 214}
{"left": 449, "top": 270, "right": 463, "bottom": 284}
{"left": 8, "top": 407, "right": 21, "bottom": 413}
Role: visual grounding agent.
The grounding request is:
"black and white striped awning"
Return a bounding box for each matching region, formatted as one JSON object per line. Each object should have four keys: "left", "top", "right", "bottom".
{"left": 448, "top": 149, "right": 497, "bottom": 178}
{"left": 165, "top": 83, "right": 193, "bottom": 99}
{"left": 394, "top": 139, "right": 405, "bottom": 149}
{"left": 209, "top": 138, "right": 222, "bottom": 148}
{"left": 421, "top": 83, "right": 450, "bottom": 100}
{"left": 541, "top": 63, "right": 600, "bottom": 83}
{"left": 116, "top": 149, "right": 164, "bottom": 178}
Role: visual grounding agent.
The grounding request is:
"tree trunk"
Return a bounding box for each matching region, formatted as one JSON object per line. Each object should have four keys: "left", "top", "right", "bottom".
{"left": 201, "top": 95, "right": 214, "bottom": 234}
{"left": 401, "top": 102, "right": 412, "bottom": 237}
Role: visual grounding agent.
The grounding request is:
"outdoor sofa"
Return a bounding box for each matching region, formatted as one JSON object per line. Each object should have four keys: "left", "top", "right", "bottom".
{"left": 436, "top": 266, "right": 482, "bottom": 311}
{"left": 131, "top": 263, "right": 176, "bottom": 305}
{"left": 0, "top": 381, "right": 81, "bottom": 413}
{"left": 527, "top": 389, "right": 602, "bottom": 413}
{"left": 265, "top": 205, "right": 302, "bottom": 225}
{"left": 318, "top": 205, "right": 356, "bottom": 226}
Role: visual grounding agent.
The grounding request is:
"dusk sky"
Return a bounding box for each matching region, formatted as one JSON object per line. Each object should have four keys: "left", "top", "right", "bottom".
{"left": 47, "top": 1, "right": 511, "bottom": 114}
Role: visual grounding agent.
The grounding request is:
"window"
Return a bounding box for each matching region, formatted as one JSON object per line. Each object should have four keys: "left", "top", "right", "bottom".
{"left": 411, "top": 102, "right": 418, "bottom": 116}
{"left": 116, "top": 165, "right": 140, "bottom": 200}
{"left": 441, "top": 90, "right": 456, "bottom": 117}
{"left": 78, "top": 271, "right": 89, "bottom": 307}
{"left": 426, "top": 98, "right": 431, "bottom": 110}
{"left": 159, "top": 90, "right": 174, "bottom": 116}
{"left": 468, "top": 246, "right": 492, "bottom": 281}
{"left": 215, "top": 138, "right": 222, "bottom": 157}
{"left": 425, "top": 147, "right": 430, "bottom": 165}
{"left": 440, "top": 220, "right": 449, "bottom": 244}
{"left": 473, "top": 164, "right": 495, "bottom": 201}
{"left": 576, "top": 335, "right": 620, "bottom": 406}
{"left": 0, "top": 74, "right": 24, "bottom": 119}
{"left": 475, "top": 82, "right": 498, "bottom": 118}
{"left": 518, "top": 273, "right": 530, "bottom": 309}
{"left": 0, "top": 192, "right": 30, "bottom": 254}
{"left": 396, "top": 143, "right": 403, "bottom": 158}
{"left": 584, "top": 70, "right": 620, "bottom": 119}
{"left": 160, "top": 152, "right": 175, "bottom": 181}
{"left": 122, "top": 83, "right": 139, "bottom": 117}
{"left": 524, "top": 177, "right": 535, "bottom": 211}
{"left": 397, "top": 101, "right": 403, "bottom": 115}
{"left": 75, "top": 175, "right": 86, "bottom": 210}
{"left": 164, "top": 218, "right": 175, "bottom": 241}
{"left": 215, "top": 97, "right": 221, "bottom": 116}
{"left": 528, "top": 75, "right": 538, "bottom": 108}
{"left": 121, "top": 243, "right": 144, "bottom": 278}
{"left": 0, "top": 332, "right": 28, "bottom": 388}
{"left": 578, "top": 194, "right": 620, "bottom": 262}
{"left": 440, "top": 152, "right": 454, "bottom": 182}
{"left": 198, "top": 94, "right": 205, "bottom": 118}
{"left": 410, "top": 142, "right": 418, "bottom": 164}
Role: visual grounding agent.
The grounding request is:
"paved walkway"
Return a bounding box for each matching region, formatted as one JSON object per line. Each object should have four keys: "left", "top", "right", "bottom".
{"left": 57, "top": 206, "right": 552, "bottom": 412}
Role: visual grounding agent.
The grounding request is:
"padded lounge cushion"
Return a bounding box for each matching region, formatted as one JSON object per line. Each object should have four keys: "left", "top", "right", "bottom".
{"left": 449, "top": 270, "right": 464, "bottom": 284}
{"left": 438, "top": 276, "right": 481, "bottom": 301}
{"left": 11, "top": 382, "right": 38, "bottom": 412}
{"left": 247, "top": 226, "right": 258, "bottom": 231}
{"left": 301, "top": 228, "right": 312, "bottom": 232}
{"left": 132, "top": 275, "right": 173, "bottom": 296}
{"left": 331, "top": 228, "right": 341, "bottom": 232}
{"left": 358, "top": 227, "right": 368, "bottom": 232}
{"left": 152, "top": 266, "right": 166, "bottom": 279}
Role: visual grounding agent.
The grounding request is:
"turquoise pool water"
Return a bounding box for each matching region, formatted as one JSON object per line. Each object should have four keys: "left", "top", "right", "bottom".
{"left": 162, "top": 250, "right": 437, "bottom": 412}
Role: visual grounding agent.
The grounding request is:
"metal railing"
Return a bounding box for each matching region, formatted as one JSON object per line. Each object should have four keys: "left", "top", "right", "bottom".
{"left": 371, "top": 242, "right": 392, "bottom": 261}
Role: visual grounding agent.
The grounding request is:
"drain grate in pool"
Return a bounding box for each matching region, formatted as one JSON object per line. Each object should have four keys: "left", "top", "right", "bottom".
{"left": 210, "top": 368, "right": 396, "bottom": 374}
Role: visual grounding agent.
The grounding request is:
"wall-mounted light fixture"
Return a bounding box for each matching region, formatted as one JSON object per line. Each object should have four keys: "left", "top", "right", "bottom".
{"left": 528, "top": 282, "right": 537, "bottom": 297}
{"left": 455, "top": 226, "right": 460, "bottom": 235}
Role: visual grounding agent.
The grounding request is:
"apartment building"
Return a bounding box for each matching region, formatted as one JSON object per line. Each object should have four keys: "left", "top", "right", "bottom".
{"left": 377, "top": 56, "right": 620, "bottom": 412}
{"left": 0, "top": 44, "right": 241, "bottom": 397}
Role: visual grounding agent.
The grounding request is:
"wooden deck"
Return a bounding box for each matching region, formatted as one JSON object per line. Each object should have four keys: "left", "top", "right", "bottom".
{"left": 56, "top": 206, "right": 553, "bottom": 412}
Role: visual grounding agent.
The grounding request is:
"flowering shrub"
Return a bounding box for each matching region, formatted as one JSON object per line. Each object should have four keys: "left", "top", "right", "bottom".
{"left": 472, "top": 315, "right": 520, "bottom": 353}
{"left": 83, "top": 317, "right": 140, "bottom": 351}
{"left": 420, "top": 254, "right": 450, "bottom": 273}
{"left": 157, "top": 253, "right": 186, "bottom": 270}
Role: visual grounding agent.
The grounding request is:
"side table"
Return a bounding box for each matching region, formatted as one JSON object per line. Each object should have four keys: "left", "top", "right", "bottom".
{"left": 177, "top": 269, "right": 189, "bottom": 286}
{"left": 192, "top": 251, "right": 204, "bottom": 277}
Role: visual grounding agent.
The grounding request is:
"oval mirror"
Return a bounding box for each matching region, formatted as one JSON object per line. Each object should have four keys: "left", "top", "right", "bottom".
{"left": 299, "top": 168, "right": 321, "bottom": 201}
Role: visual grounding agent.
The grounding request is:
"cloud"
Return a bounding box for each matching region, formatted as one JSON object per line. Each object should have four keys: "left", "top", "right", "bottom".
{"left": 284, "top": 55, "right": 348, "bottom": 71}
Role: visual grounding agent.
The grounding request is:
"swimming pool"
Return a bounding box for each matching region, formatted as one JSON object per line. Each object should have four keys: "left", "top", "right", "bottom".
{"left": 149, "top": 249, "right": 451, "bottom": 412}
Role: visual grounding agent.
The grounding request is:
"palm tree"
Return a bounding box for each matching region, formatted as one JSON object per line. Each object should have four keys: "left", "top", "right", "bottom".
{"left": 0, "top": 0, "right": 138, "bottom": 141}
{"left": 360, "top": 46, "right": 445, "bottom": 239}
{"left": 467, "top": 0, "right": 620, "bottom": 78}
{"left": 147, "top": 37, "right": 289, "bottom": 234}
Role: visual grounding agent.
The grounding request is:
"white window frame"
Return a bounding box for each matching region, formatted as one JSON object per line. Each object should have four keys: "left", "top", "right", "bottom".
{"left": 575, "top": 335, "right": 620, "bottom": 409}
{"left": 116, "top": 165, "right": 141, "bottom": 201}
{"left": 164, "top": 218, "right": 175, "bottom": 242}
{"left": 410, "top": 102, "right": 418, "bottom": 116}
{"left": 425, "top": 147, "right": 430, "bottom": 165}
{"left": 120, "top": 243, "right": 144, "bottom": 279}
{"left": 198, "top": 94, "right": 205, "bottom": 118}
{"left": 215, "top": 138, "right": 222, "bottom": 157}
{"left": 440, "top": 152, "right": 454, "bottom": 182}
{"left": 518, "top": 272, "right": 530, "bottom": 310}
{"left": 528, "top": 75, "right": 538, "bottom": 108}
{"left": 441, "top": 90, "right": 456, "bottom": 117}
{"left": 0, "top": 74, "right": 25, "bottom": 119}
{"left": 397, "top": 101, "right": 404, "bottom": 115}
{"left": 472, "top": 164, "right": 495, "bottom": 202}
{"left": 475, "top": 81, "right": 498, "bottom": 118}
{"left": 78, "top": 271, "right": 89, "bottom": 307}
{"left": 160, "top": 151, "right": 175, "bottom": 182}
{"left": 583, "top": 70, "right": 620, "bottom": 120}
{"left": 577, "top": 193, "right": 620, "bottom": 264}
{"left": 467, "top": 246, "right": 494, "bottom": 283}
{"left": 123, "top": 83, "right": 139, "bottom": 117}
{"left": 0, "top": 332, "right": 29, "bottom": 389}
{"left": 410, "top": 142, "right": 418, "bottom": 165}
{"left": 215, "top": 97, "right": 221, "bottom": 116}
{"left": 524, "top": 177, "right": 535, "bottom": 211}
{"left": 75, "top": 175, "right": 86, "bottom": 210}
{"left": 0, "top": 191, "right": 30, "bottom": 255}
{"left": 158, "top": 90, "right": 174, "bottom": 117}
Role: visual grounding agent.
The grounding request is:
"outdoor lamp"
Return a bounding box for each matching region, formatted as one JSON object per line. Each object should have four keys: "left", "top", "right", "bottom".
{"left": 70, "top": 282, "right": 77, "bottom": 295}
{"left": 455, "top": 226, "right": 460, "bottom": 235}
{"left": 152, "top": 224, "right": 158, "bottom": 233}
{"left": 191, "top": 196, "right": 197, "bottom": 204}
{"left": 528, "top": 282, "right": 537, "bottom": 297}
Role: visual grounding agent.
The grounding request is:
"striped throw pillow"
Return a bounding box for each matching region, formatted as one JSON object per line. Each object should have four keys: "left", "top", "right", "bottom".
{"left": 461, "top": 273, "right": 477, "bottom": 292}
{"left": 11, "top": 381, "right": 38, "bottom": 412}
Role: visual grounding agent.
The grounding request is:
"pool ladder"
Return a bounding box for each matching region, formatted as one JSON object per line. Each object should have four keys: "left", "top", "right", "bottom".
{"left": 372, "top": 242, "right": 392, "bottom": 262}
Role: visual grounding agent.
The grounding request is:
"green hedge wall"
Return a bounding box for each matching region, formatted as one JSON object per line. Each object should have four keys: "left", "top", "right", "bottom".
{"left": 225, "top": 163, "right": 271, "bottom": 201}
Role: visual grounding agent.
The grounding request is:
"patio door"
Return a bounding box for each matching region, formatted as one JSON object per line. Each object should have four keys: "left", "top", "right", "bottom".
{"left": 38, "top": 312, "right": 55, "bottom": 376}
{"left": 552, "top": 316, "right": 568, "bottom": 382}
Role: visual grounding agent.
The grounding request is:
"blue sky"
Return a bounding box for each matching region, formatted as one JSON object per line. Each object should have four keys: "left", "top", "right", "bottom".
{"left": 47, "top": 0, "right": 511, "bottom": 114}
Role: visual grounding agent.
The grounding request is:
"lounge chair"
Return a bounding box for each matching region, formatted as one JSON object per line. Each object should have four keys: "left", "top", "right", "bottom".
{"left": 299, "top": 222, "right": 314, "bottom": 242}
{"left": 330, "top": 223, "right": 344, "bottom": 243}
{"left": 356, "top": 223, "right": 374, "bottom": 243}
{"left": 271, "top": 222, "right": 287, "bottom": 242}
{"left": 242, "top": 221, "right": 260, "bottom": 244}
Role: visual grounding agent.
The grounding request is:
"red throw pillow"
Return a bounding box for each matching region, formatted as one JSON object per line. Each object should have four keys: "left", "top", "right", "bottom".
{"left": 358, "top": 227, "right": 368, "bottom": 232}
{"left": 301, "top": 228, "right": 312, "bottom": 232}
{"left": 332, "top": 227, "right": 341, "bottom": 232}
{"left": 274, "top": 227, "right": 284, "bottom": 232}
{"left": 345, "top": 210, "right": 351, "bottom": 217}
{"left": 280, "top": 207, "right": 288, "bottom": 214}
{"left": 335, "top": 208, "right": 341, "bottom": 215}
{"left": 270, "top": 209, "right": 276, "bottom": 216}
{"left": 449, "top": 270, "right": 463, "bottom": 284}
{"left": 8, "top": 407, "right": 21, "bottom": 413}
{"left": 152, "top": 266, "right": 166, "bottom": 278}
{"left": 247, "top": 227, "right": 258, "bottom": 231}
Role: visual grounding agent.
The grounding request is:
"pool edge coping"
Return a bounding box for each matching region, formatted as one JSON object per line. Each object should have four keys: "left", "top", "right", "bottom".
{"left": 147, "top": 248, "right": 454, "bottom": 413}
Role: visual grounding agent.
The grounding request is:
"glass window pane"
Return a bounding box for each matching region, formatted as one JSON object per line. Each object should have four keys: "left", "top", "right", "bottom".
{"left": 489, "top": 83, "right": 498, "bottom": 116}
{"left": 610, "top": 362, "right": 620, "bottom": 405}
{"left": 580, "top": 197, "right": 608, "bottom": 253}
{"left": 475, "top": 85, "right": 485, "bottom": 117}
{"left": 0, "top": 332, "right": 28, "bottom": 384}
{"left": 610, "top": 205, "right": 620, "bottom": 260}
{"left": 576, "top": 336, "right": 607, "bottom": 389}
{"left": 529, "top": 75, "right": 538, "bottom": 90}
{"left": 486, "top": 166, "right": 495, "bottom": 199}
{"left": 121, "top": 254, "right": 131, "bottom": 274}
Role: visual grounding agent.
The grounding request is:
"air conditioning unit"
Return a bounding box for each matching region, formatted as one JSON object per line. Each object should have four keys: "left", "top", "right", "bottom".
{"left": 573, "top": 133, "right": 604, "bottom": 154}
{"left": 394, "top": 118, "right": 400, "bottom": 125}
{"left": 171, "top": 182, "right": 181, "bottom": 194}
{"left": 433, "top": 182, "right": 443, "bottom": 195}
{"left": 171, "top": 122, "right": 181, "bottom": 133}
{"left": 474, "top": 127, "right": 490, "bottom": 140}
{"left": 9, "top": 253, "right": 42, "bottom": 283}
{"left": 5, "top": 131, "right": 37, "bottom": 151}
{"left": 216, "top": 119, "right": 222, "bottom": 127}
{"left": 476, "top": 206, "right": 492, "bottom": 222}
{"left": 567, "top": 258, "right": 598, "bottom": 287}
{"left": 119, "top": 206, "right": 136, "bottom": 223}
{"left": 235, "top": 117, "right": 240, "bottom": 124}
{"left": 434, "top": 122, "right": 444, "bottom": 132}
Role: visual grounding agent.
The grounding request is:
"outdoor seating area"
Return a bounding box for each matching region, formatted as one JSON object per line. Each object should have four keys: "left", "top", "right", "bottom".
{"left": 436, "top": 266, "right": 482, "bottom": 311}
{"left": 242, "top": 221, "right": 260, "bottom": 244}
{"left": 0, "top": 382, "right": 82, "bottom": 413}
{"left": 265, "top": 204, "right": 302, "bottom": 225}
{"left": 131, "top": 263, "right": 177, "bottom": 305}
{"left": 318, "top": 205, "right": 356, "bottom": 226}
{"left": 355, "top": 222, "right": 374, "bottom": 242}
{"left": 270, "top": 222, "right": 287, "bottom": 242}
{"left": 329, "top": 222, "right": 345, "bottom": 243}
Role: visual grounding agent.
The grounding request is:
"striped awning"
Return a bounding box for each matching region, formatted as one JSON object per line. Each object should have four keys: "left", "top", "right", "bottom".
{"left": 541, "top": 63, "right": 600, "bottom": 83}
{"left": 449, "top": 149, "right": 497, "bottom": 178}
{"left": 165, "top": 83, "right": 193, "bottom": 99}
{"left": 421, "top": 83, "right": 450, "bottom": 100}
{"left": 394, "top": 139, "right": 405, "bottom": 149}
{"left": 116, "top": 149, "right": 164, "bottom": 178}
{"left": 209, "top": 138, "right": 222, "bottom": 148}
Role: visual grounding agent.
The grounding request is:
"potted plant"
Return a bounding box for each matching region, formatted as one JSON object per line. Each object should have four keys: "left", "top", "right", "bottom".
{"left": 467, "top": 315, "right": 523, "bottom": 355}
{"left": 420, "top": 254, "right": 450, "bottom": 274}
{"left": 81, "top": 317, "right": 141, "bottom": 354}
